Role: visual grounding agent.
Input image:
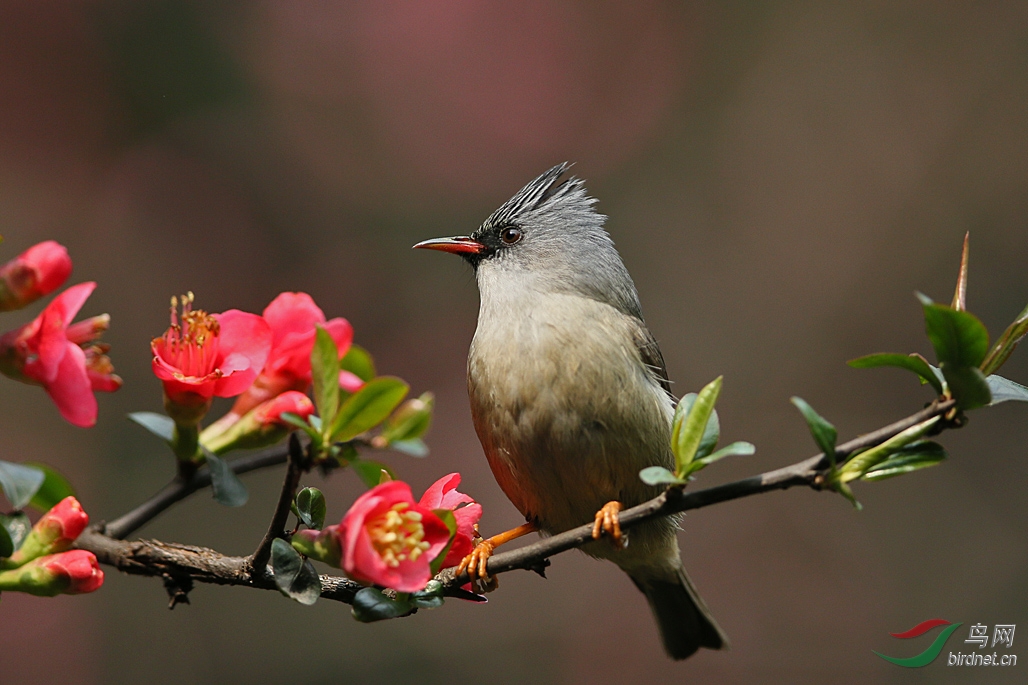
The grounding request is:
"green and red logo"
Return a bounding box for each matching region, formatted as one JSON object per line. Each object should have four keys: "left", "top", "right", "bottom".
{"left": 875, "top": 619, "right": 963, "bottom": 667}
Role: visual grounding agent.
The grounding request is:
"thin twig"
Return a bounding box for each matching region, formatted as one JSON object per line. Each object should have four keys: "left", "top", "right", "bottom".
{"left": 103, "top": 443, "right": 291, "bottom": 540}
{"left": 248, "top": 434, "right": 307, "bottom": 577}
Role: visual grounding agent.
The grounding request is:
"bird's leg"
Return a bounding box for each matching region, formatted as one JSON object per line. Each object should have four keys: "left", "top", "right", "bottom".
{"left": 592, "top": 501, "right": 625, "bottom": 548}
{"left": 457, "top": 522, "right": 537, "bottom": 581}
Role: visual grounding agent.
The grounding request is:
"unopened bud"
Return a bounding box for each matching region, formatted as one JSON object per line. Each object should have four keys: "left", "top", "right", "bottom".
{"left": 0, "top": 550, "right": 103, "bottom": 596}
{"left": 3, "top": 496, "right": 89, "bottom": 569}
{"left": 0, "top": 241, "right": 72, "bottom": 312}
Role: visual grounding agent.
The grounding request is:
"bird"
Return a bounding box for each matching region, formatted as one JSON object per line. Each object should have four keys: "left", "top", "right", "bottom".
{"left": 413, "top": 163, "right": 728, "bottom": 660}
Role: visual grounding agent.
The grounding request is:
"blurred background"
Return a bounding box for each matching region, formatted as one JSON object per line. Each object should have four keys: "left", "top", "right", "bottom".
{"left": 1, "top": 2, "right": 1027, "bottom": 683}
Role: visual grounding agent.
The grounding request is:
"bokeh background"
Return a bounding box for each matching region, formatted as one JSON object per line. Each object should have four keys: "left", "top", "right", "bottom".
{"left": 2, "top": 2, "right": 1027, "bottom": 683}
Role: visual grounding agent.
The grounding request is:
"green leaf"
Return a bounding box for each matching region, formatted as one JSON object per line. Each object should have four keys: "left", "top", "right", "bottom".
{"left": 127, "top": 412, "right": 175, "bottom": 442}
{"left": 351, "top": 459, "right": 397, "bottom": 489}
{"left": 790, "top": 397, "right": 838, "bottom": 467}
{"left": 986, "top": 374, "right": 1028, "bottom": 405}
{"left": 940, "top": 363, "right": 992, "bottom": 410}
{"left": 311, "top": 326, "right": 342, "bottom": 431}
{"left": 639, "top": 466, "right": 687, "bottom": 486}
{"left": 671, "top": 377, "right": 723, "bottom": 473}
{"left": 351, "top": 587, "right": 414, "bottom": 622}
{"left": 205, "top": 452, "right": 249, "bottom": 507}
{"left": 0, "top": 461, "right": 46, "bottom": 510}
{"left": 411, "top": 579, "right": 445, "bottom": 609}
{"left": 279, "top": 412, "right": 320, "bottom": 442}
{"left": 329, "top": 377, "right": 409, "bottom": 443}
{"left": 270, "top": 538, "right": 321, "bottom": 605}
{"left": 861, "top": 441, "right": 946, "bottom": 481}
{"left": 389, "top": 438, "right": 429, "bottom": 458}
{"left": 847, "top": 353, "right": 944, "bottom": 395}
{"left": 294, "top": 487, "right": 327, "bottom": 530}
{"left": 0, "top": 513, "right": 31, "bottom": 557}
{"left": 698, "top": 441, "right": 756, "bottom": 465}
{"left": 671, "top": 395, "right": 720, "bottom": 464}
{"left": 341, "top": 344, "right": 376, "bottom": 383}
{"left": 836, "top": 416, "right": 941, "bottom": 484}
{"left": 981, "top": 302, "right": 1028, "bottom": 375}
{"left": 429, "top": 509, "right": 458, "bottom": 576}
{"left": 381, "top": 393, "right": 434, "bottom": 443}
{"left": 917, "top": 292, "right": 990, "bottom": 368}
{"left": 24, "top": 463, "right": 75, "bottom": 513}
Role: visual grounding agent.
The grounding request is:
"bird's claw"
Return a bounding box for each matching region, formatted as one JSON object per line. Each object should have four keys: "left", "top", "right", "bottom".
{"left": 592, "top": 501, "right": 625, "bottom": 549}
{"left": 457, "top": 539, "right": 496, "bottom": 582}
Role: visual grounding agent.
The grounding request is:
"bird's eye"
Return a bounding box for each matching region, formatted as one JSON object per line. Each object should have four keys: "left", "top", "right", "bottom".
{"left": 500, "top": 226, "right": 523, "bottom": 245}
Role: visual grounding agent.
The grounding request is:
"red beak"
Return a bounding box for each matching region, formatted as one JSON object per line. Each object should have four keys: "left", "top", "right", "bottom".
{"left": 412, "top": 236, "right": 486, "bottom": 255}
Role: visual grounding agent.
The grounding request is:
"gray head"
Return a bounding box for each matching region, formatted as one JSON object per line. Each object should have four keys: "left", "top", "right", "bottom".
{"left": 414, "top": 163, "right": 645, "bottom": 319}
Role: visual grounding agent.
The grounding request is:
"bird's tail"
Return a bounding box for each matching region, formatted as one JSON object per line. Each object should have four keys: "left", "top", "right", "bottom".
{"left": 630, "top": 565, "right": 729, "bottom": 660}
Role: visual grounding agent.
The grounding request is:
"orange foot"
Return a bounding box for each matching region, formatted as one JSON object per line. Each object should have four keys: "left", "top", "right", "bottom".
{"left": 456, "top": 522, "right": 537, "bottom": 584}
{"left": 592, "top": 501, "right": 625, "bottom": 548}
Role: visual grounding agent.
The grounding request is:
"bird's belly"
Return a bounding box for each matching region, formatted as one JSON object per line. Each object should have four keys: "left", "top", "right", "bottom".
{"left": 468, "top": 300, "right": 674, "bottom": 536}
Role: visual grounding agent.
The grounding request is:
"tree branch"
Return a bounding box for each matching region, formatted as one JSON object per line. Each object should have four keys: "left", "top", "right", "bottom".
{"left": 248, "top": 434, "right": 306, "bottom": 577}
{"left": 78, "top": 398, "right": 959, "bottom": 608}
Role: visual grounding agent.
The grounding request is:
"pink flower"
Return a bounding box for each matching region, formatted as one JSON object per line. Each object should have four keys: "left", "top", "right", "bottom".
{"left": 339, "top": 481, "right": 451, "bottom": 592}
{"left": 5, "top": 496, "right": 90, "bottom": 568}
{"left": 200, "top": 391, "right": 316, "bottom": 454}
{"left": 0, "top": 282, "right": 121, "bottom": 427}
{"left": 0, "top": 240, "right": 72, "bottom": 312}
{"left": 418, "top": 473, "right": 482, "bottom": 569}
{"left": 0, "top": 550, "right": 103, "bottom": 596}
{"left": 230, "top": 292, "right": 353, "bottom": 417}
{"left": 151, "top": 293, "right": 272, "bottom": 422}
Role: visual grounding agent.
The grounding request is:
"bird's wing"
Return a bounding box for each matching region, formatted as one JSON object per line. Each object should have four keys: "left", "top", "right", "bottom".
{"left": 630, "top": 317, "right": 675, "bottom": 401}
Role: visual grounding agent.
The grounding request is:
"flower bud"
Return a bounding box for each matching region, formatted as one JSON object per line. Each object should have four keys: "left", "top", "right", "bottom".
{"left": 291, "top": 525, "right": 343, "bottom": 567}
{"left": 4, "top": 497, "right": 90, "bottom": 568}
{"left": 0, "top": 241, "right": 72, "bottom": 311}
{"left": 0, "top": 550, "right": 103, "bottom": 596}
{"left": 201, "top": 391, "right": 315, "bottom": 454}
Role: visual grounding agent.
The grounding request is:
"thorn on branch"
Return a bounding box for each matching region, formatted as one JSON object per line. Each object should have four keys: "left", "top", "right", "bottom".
{"left": 162, "top": 573, "right": 192, "bottom": 609}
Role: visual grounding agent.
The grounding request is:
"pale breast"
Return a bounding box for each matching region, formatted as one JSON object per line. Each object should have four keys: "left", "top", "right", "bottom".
{"left": 468, "top": 291, "right": 675, "bottom": 535}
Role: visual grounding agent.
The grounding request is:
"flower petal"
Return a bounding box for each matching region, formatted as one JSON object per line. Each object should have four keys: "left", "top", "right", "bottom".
{"left": 263, "top": 292, "right": 326, "bottom": 345}
{"left": 45, "top": 343, "right": 97, "bottom": 428}
{"left": 210, "top": 310, "right": 272, "bottom": 397}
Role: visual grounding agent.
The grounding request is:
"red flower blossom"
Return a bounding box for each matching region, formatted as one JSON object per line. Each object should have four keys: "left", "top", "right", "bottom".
{"left": 0, "top": 550, "right": 104, "bottom": 596}
{"left": 252, "top": 390, "right": 315, "bottom": 426}
{"left": 418, "top": 473, "right": 482, "bottom": 569}
{"left": 340, "top": 481, "right": 451, "bottom": 592}
{"left": 0, "top": 282, "right": 121, "bottom": 427}
{"left": 230, "top": 292, "right": 353, "bottom": 417}
{"left": 200, "top": 391, "right": 316, "bottom": 454}
{"left": 0, "top": 240, "right": 72, "bottom": 312}
{"left": 5, "top": 496, "right": 90, "bottom": 567}
{"left": 151, "top": 293, "right": 272, "bottom": 421}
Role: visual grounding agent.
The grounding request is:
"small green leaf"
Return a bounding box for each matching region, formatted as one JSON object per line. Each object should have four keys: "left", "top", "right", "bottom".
{"left": 389, "top": 438, "right": 429, "bottom": 458}
{"left": 639, "top": 466, "right": 687, "bottom": 486}
{"left": 836, "top": 416, "right": 941, "bottom": 484}
{"left": 351, "top": 587, "right": 414, "bottom": 622}
{"left": 671, "top": 377, "right": 723, "bottom": 473}
{"left": 294, "top": 487, "right": 327, "bottom": 530}
{"left": 429, "top": 509, "right": 458, "bottom": 575}
{"left": 351, "top": 459, "right": 397, "bottom": 489}
{"left": 411, "top": 579, "right": 445, "bottom": 609}
{"left": 940, "top": 363, "right": 992, "bottom": 410}
{"left": 0, "top": 513, "right": 31, "bottom": 557}
{"left": 981, "top": 303, "right": 1028, "bottom": 375}
{"left": 986, "top": 374, "right": 1028, "bottom": 405}
{"left": 381, "top": 393, "right": 434, "bottom": 443}
{"left": 279, "top": 412, "right": 321, "bottom": 441}
{"left": 271, "top": 538, "right": 321, "bottom": 605}
{"left": 329, "top": 377, "right": 409, "bottom": 443}
{"left": 0, "top": 461, "right": 46, "bottom": 510}
{"left": 311, "top": 326, "right": 342, "bottom": 431}
{"left": 205, "top": 452, "right": 249, "bottom": 507}
{"left": 847, "top": 353, "right": 944, "bottom": 395}
{"left": 128, "top": 412, "right": 175, "bottom": 442}
{"left": 698, "top": 441, "right": 756, "bottom": 465}
{"left": 24, "top": 463, "right": 75, "bottom": 513}
{"left": 341, "top": 344, "right": 376, "bottom": 383}
{"left": 671, "top": 395, "right": 720, "bottom": 462}
{"left": 790, "top": 397, "right": 838, "bottom": 467}
{"left": 861, "top": 441, "right": 946, "bottom": 481}
{"left": 917, "top": 293, "right": 990, "bottom": 368}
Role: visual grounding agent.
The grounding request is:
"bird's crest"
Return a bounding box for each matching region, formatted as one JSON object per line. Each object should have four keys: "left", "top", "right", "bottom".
{"left": 484, "top": 162, "right": 598, "bottom": 228}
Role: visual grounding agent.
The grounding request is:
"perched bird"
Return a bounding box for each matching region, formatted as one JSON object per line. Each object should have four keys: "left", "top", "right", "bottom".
{"left": 414, "top": 163, "right": 727, "bottom": 660}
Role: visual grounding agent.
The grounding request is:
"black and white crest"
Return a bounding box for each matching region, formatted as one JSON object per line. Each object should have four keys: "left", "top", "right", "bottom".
{"left": 479, "top": 162, "right": 602, "bottom": 234}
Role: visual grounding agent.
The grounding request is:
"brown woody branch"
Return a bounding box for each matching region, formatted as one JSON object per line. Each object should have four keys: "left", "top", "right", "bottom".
{"left": 76, "top": 398, "right": 958, "bottom": 607}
